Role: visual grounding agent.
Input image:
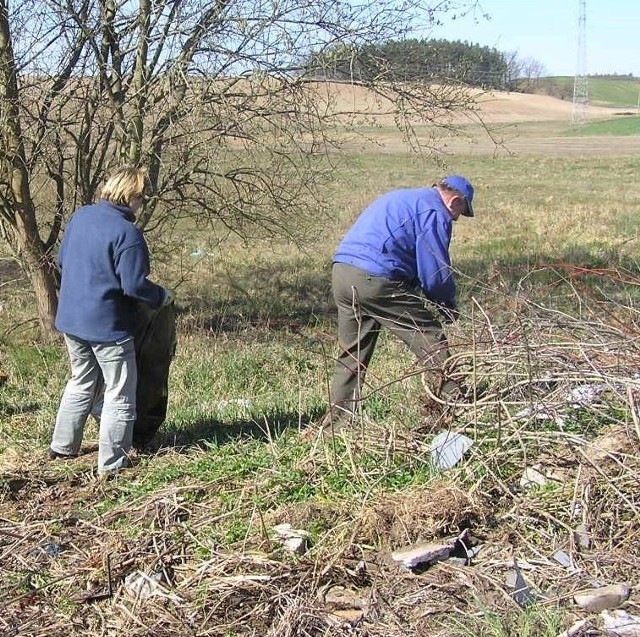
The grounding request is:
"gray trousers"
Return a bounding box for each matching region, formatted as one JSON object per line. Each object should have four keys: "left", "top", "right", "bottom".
{"left": 51, "top": 334, "right": 137, "bottom": 473}
{"left": 330, "top": 263, "right": 450, "bottom": 412}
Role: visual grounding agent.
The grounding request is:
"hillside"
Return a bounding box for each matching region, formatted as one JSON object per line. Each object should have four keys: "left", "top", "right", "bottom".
{"left": 468, "top": 89, "right": 624, "bottom": 123}
{"left": 538, "top": 76, "right": 640, "bottom": 108}
{"left": 314, "top": 82, "right": 626, "bottom": 125}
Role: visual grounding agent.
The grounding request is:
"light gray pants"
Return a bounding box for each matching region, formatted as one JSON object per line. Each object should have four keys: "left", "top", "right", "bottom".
{"left": 51, "top": 334, "right": 137, "bottom": 473}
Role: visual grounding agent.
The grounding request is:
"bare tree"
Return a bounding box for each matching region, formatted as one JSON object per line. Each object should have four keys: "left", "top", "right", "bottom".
{"left": 504, "top": 49, "right": 548, "bottom": 93}
{"left": 0, "top": 0, "right": 480, "bottom": 339}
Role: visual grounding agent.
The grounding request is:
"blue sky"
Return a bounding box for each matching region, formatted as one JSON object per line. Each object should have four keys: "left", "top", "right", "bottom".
{"left": 429, "top": 0, "right": 639, "bottom": 77}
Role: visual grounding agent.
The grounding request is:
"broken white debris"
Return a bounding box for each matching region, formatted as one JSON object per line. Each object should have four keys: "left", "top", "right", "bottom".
{"left": 601, "top": 610, "right": 640, "bottom": 637}
{"left": 505, "top": 561, "right": 538, "bottom": 607}
{"left": 271, "top": 523, "right": 310, "bottom": 554}
{"left": 574, "top": 523, "right": 592, "bottom": 550}
{"left": 552, "top": 550, "right": 573, "bottom": 569}
{"left": 391, "top": 541, "right": 454, "bottom": 570}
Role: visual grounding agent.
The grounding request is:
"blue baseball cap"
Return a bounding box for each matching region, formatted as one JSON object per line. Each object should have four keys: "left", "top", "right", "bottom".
{"left": 441, "top": 175, "right": 474, "bottom": 217}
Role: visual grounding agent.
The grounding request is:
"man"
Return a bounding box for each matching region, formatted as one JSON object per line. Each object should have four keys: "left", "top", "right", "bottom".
{"left": 50, "top": 167, "right": 173, "bottom": 474}
{"left": 325, "top": 174, "right": 475, "bottom": 426}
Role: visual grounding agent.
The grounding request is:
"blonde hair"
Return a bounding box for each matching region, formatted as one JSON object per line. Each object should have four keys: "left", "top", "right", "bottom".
{"left": 100, "top": 167, "right": 146, "bottom": 207}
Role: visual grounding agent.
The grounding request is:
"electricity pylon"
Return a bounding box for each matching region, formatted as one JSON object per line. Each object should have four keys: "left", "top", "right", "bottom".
{"left": 572, "top": 0, "right": 588, "bottom": 125}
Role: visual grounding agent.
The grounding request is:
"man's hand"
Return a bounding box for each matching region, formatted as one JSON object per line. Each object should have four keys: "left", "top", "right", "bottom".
{"left": 161, "top": 287, "right": 175, "bottom": 306}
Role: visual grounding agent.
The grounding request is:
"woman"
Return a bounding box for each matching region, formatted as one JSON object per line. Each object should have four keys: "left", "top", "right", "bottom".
{"left": 50, "top": 167, "right": 172, "bottom": 474}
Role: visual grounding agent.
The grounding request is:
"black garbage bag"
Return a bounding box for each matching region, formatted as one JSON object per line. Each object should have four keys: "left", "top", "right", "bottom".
{"left": 132, "top": 302, "right": 177, "bottom": 448}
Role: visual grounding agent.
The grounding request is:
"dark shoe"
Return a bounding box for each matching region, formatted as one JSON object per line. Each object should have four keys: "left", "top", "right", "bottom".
{"left": 302, "top": 407, "right": 352, "bottom": 441}
{"left": 48, "top": 448, "right": 78, "bottom": 460}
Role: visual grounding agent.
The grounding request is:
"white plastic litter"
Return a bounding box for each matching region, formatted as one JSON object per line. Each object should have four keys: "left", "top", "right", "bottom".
{"left": 430, "top": 431, "right": 474, "bottom": 469}
{"left": 520, "top": 466, "right": 548, "bottom": 489}
{"left": 124, "top": 571, "right": 163, "bottom": 599}
{"left": 568, "top": 384, "right": 608, "bottom": 407}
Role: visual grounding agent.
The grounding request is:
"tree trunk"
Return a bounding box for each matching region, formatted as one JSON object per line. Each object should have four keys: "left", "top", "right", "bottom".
{"left": 0, "top": 0, "right": 58, "bottom": 341}
{"left": 29, "top": 264, "right": 59, "bottom": 342}
{"left": 12, "top": 227, "right": 59, "bottom": 341}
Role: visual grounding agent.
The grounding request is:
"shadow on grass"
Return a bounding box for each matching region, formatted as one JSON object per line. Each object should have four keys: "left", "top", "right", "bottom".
{"left": 0, "top": 401, "right": 41, "bottom": 417}
{"left": 177, "top": 259, "right": 334, "bottom": 335}
{"left": 151, "top": 407, "right": 325, "bottom": 452}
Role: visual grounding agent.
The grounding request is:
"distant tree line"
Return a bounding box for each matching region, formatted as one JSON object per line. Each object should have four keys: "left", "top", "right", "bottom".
{"left": 305, "top": 39, "right": 547, "bottom": 91}
{"left": 590, "top": 73, "right": 636, "bottom": 79}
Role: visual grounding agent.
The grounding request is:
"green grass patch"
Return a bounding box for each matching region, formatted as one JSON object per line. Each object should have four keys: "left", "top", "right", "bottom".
{"left": 564, "top": 115, "right": 640, "bottom": 136}
{"left": 445, "top": 601, "right": 566, "bottom": 637}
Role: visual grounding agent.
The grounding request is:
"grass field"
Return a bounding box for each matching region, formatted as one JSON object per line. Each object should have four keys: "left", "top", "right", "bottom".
{"left": 1, "top": 99, "right": 640, "bottom": 636}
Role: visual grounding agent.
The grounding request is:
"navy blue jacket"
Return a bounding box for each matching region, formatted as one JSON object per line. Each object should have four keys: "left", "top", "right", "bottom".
{"left": 333, "top": 187, "right": 457, "bottom": 308}
{"left": 55, "top": 200, "right": 165, "bottom": 343}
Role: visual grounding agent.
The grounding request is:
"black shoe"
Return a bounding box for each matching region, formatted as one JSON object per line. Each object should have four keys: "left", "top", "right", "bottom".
{"left": 302, "top": 408, "right": 352, "bottom": 441}
{"left": 48, "top": 448, "right": 78, "bottom": 460}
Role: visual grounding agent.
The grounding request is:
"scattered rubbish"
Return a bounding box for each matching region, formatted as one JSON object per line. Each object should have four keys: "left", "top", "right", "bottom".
{"left": 42, "top": 542, "right": 62, "bottom": 557}
{"left": 574, "top": 523, "right": 592, "bottom": 550}
{"left": 514, "top": 383, "right": 614, "bottom": 429}
{"left": 271, "top": 523, "right": 310, "bottom": 554}
{"left": 557, "top": 618, "right": 592, "bottom": 637}
{"left": 391, "top": 541, "right": 454, "bottom": 570}
{"left": 451, "top": 528, "right": 478, "bottom": 564}
{"left": 573, "top": 583, "right": 632, "bottom": 613}
{"left": 217, "top": 398, "right": 253, "bottom": 411}
{"left": 601, "top": 609, "right": 640, "bottom": 636}
{"left": 430, "top": 431, "right": 474, "bottom": 469}
{"left": 568, "top": 384, "right": 608, "bottom": 407}
{"left": 391, "top": 529, "right": 478, "bottom": 571}
{"left": 520, "top": 465, "right": 549, "bottom": 489}
{"left": 124, "top": 571, "right": 163, "bottom": 599}
{"left": 552, "top": 549, "right": 601, "bottom": 587}
{"left": 29, "top": 541, "right": 62, "bottom": 560}
{"left": 552, "top": 550, "right": 573, "bottom": 569}
{"left": 0, "top": 370, "right": 7, "bottom": 386}
{"left": 465, "top": 544, "right": 483, "bottom": 560}
{"left": 350, "top": 560, "right": 368, "bottom": 578}
{"left": 505, "top": 561, "right": 538, "bottom": 607}
{"left": 191, "top": 248, "right": 206, "bottom": 259}
{"left": 514, "top": 405, "right": 566, "bottom": 427}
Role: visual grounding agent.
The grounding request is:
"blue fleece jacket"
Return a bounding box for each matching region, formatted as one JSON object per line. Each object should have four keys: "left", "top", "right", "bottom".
{"left": 333, "top": 187, "right": 456, "bottom": 308}
{"left": 55, "top": 200, "right": 165, "bottom": 343}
